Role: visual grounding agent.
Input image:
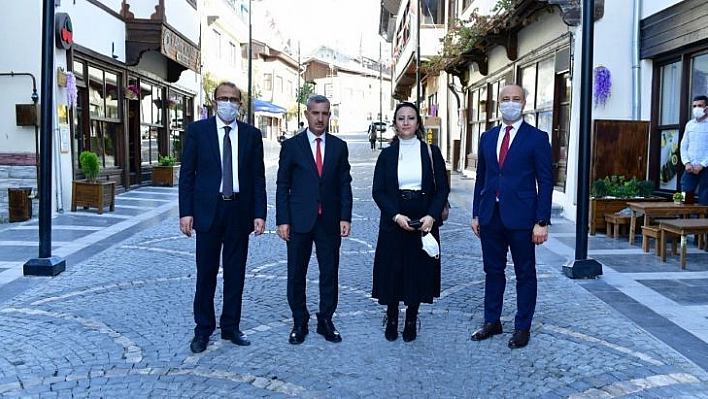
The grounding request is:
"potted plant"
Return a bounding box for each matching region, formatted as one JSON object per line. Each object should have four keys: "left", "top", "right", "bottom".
{"left": 589, "top": 175, "right": 662, "bottom": 235}
{"left": 152, "top": 155, "right": 180, "bottom": 186}
{"left": 71, "top": 151, "right": 115, "bottom": 214}
{"left": 673, "top": 192, "right": 683, "bottom": 204}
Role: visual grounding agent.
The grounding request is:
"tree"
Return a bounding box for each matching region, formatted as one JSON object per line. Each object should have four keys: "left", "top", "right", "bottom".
{"left": 296, "top": 82, "right": 315, "bottom": 104}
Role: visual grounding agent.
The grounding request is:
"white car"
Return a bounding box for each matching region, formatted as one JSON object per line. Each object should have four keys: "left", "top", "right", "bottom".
{"left": 381, "top": 125, "right": 396, "bottom": 142}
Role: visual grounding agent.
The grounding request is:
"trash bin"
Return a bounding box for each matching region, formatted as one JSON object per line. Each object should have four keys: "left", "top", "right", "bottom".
{"left": 8, "top": 187, "right": 33, "bottom": 222}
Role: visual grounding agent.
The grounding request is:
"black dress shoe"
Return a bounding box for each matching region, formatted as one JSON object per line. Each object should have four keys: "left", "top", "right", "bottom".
{"left": 221, "top": 330, "right": 251, "bottom": 346}
{"left": 470, "top": 321, "right": 503, "bottom": 341}
{"left": 508, "top": 330, "right": 530, "bottom": 349}
{"left": 401, "top": 320, "right": 417, "bottom": 342}
{"left": 316, "top": 317, "right": 342, "bottom": 343}
{"left": 190, "top": 334, "right": 209, "bottom": 353}
{"left": 288, "top": 324, "right": 308, "bottom": 345}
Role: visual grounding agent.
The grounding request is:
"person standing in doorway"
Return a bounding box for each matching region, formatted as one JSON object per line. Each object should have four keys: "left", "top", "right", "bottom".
{"left": 276, "top": 94, "right": 353, "bottom": 344}
{"left": 470, "top": 84, "right": 553, "bottom": 349}
{"left": 179, "top": 82, "right": 267, "bottom": 353}
{"left": 680, "top": 94, "right": 708, "bottom": 205}
{"left": 371, "top": 102, "right": 449, "bottom": 342}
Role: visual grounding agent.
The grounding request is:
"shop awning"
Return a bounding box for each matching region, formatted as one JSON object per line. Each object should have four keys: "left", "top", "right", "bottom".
{"left": 254, "top": 98, "right": 287, "bottom": 114}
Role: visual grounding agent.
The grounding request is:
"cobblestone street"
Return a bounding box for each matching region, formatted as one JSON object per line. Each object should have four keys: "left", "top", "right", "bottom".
{"left": 1, "top": 133, "right": 708, "bottom": 397}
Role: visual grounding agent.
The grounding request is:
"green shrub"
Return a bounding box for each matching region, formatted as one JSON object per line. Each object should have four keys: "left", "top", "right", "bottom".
{"left": 591, "top": 175, "right": 653, "bottom": 198}
{"left": 79, "top": 151, "right": 101, "bottom": 182}
{"left": 158, "top": 155, "right": 176, "bottom": 167}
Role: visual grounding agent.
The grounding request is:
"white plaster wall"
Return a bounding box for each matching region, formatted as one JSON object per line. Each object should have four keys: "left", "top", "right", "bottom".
{"left": 66, "top": 1, "right": 126, "bottom": 61}
{"left": 642, "top": 0, "right": 683, "bottom": 17}
{"left": 125, "top": 0, "right": 158, "bottom": 18}
{"left": 0, "top": 2, "right": 42, "bottom": 154}
{"left": 166, "top": 0, "right": 200, "bottom": 43}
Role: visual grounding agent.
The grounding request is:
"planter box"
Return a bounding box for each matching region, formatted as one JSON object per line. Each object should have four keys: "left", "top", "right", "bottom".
{"left": 152, "top": 165, "right": 179, "bottom": 187}
{"left": 71, "top": 180, "right": 115, "bottom": 214}
{"left": 589, "top": 197, "right": 665, "bottom": 235}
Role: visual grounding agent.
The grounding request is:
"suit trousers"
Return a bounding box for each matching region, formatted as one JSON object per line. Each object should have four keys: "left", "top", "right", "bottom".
{"left": 479, "top": 203, "right": 538, "bottom": 331}
{"left": 287, "top": 215, "right": 341, "bottom": 322}
{"left": 193, "top": 198, "right": 250, "bottom": 336}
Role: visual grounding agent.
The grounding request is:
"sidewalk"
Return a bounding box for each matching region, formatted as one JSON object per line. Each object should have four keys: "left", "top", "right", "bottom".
{"left": 0, "top": 140, "right": 282, "bottom": 301}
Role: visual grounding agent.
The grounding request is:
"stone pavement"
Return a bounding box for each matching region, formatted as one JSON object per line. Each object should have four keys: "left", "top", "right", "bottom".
{"left": 1, "top": 133, "right": 708, "bottom": 397}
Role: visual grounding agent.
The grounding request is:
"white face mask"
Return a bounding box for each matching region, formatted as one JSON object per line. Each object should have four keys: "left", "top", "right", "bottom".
{"left": 421, "top": 232, "right": 440, "bottom": 259}
{"left": 499, "top": 101, "right": 523, "bottom": 121}
{"left": 216, "top": 101, "right": 239, "bottom": 123}
{"left": 693, "top": 106, "right": 706, "bottom": 120}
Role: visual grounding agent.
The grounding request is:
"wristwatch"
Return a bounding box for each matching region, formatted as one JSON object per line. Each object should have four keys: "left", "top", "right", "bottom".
{"left": 536, "top": 220, "right": 548, "bottom": 227}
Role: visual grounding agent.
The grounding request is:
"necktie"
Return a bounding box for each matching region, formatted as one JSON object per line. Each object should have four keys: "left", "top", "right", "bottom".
{"left": 315, "top": 137, "right": 323, "bottom": 214}
{"left": 315, "top": 137, "right": 323, "bottom": 176}
{"left": 222, "top": 126, "right": 233, "bottom": 196}
{"left": 498, "top": 125, "right": 512, "bottom": 167}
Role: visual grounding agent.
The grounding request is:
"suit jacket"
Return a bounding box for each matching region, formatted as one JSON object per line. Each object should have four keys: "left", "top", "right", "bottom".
{"left": 178, "top": 117, "right": 267, "bottom": 232}
{"left": 275, "top": 131, "right": 353, "bottom": 233}
{"left": 372, "top": 140, "right": 450, "bottom": 231}
{"left": 472, "top": 121, "right": 553, "bottom": 229}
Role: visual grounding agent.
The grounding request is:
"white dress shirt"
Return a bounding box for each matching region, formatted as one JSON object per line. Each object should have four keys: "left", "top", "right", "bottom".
{"left": 216, "top": 118, "right": 239, "bottom": 193}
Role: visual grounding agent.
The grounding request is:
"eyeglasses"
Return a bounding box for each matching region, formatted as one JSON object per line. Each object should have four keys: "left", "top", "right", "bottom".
{"left": 215, "top": 96, "right": 241, "bottom": 104}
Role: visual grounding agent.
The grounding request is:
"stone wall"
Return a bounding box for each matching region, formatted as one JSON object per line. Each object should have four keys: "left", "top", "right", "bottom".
{"left": 0, "top": 165, "right": 38, "bottom": 224}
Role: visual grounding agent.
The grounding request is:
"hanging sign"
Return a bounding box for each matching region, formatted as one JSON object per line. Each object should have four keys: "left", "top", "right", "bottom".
{"left": 55, "top": 13, "right": 73, "bottom": 49}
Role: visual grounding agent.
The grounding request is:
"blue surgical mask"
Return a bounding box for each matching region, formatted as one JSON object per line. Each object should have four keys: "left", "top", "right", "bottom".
{"left": 216, "top": 101, "right": 239, "bottom": 123}
{"left": 499, "top": 101, "right": 523, "bottom": 121}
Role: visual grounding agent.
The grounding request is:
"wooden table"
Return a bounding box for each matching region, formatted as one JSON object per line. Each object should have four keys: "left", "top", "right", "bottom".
{"left": 626, "top": 202, "right": 708, "bottom": 247}
{"left": 659, "top": 219, "right": 708, "bottom": 269}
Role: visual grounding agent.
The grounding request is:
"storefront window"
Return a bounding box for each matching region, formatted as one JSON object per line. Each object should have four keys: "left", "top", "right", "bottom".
{"left": 660, "top": 62, "right": 681, "bottom": 125}
{"left": 80, "top": 63, "right": 121, "bottom": 170}
{"left": 520, "top": 57, "right": 554, "bottom": 127}
{"left": 168, "top": 92, "right": 192, "bottom": 160}
{"left": 690, "top": 53, "right": 708, "bottom": 103}
{"left": 140, "top": 82, "right": 164, "bottom": 165}
{"left": 658, "top": 61, "right": 682, "bottom": 190}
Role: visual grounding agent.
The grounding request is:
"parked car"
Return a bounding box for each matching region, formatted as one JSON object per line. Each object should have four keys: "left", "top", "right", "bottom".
{"left": 370, "top": 121, "right": 387, "bottom": 133}
{"left": 381, "top": 125, "right": 396, "bottom": 142}
{"left": 369, "top": 122, "right": 396, "bottom": 142}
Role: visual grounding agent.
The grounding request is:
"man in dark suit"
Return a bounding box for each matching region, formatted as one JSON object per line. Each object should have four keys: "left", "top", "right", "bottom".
{"left": 179, "top": 82, "right": 267, "bottom": 353}
{"left": 276, "top": 94, "right": 353, "bottom": 344}
{"left": 470, "top": 84, "right": 553, "bottom": 349}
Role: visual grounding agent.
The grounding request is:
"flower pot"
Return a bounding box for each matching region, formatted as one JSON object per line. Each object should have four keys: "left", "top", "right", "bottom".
{"left": 152, "top": 165, "right": 179, "bottom": 187}
{"left": 71, "top": 180, "right": 115, "bottom": 214}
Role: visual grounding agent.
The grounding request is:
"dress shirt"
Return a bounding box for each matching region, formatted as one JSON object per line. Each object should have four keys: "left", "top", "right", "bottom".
{"left": 307, "top": 130, "right": 325, "bottom": 163}
{"left": 680, "top": 118, "right": 708, "bottom": 167}
{"left": 216, "top": 118, "right": 239, "bottom": 193}
{"left": 497, "top": 119, "right": 523, "bottom": 160}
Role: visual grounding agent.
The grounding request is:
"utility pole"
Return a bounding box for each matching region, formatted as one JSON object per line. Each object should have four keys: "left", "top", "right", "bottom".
{"left": 415, "top": 0, "right": 421, "bottom": 107}
{"left": 379, "top": 41, "right": 383, "bottom": 149}
{"left": 247, "top": 0, "right": 253, "bottom": 125}
{"left": 297, "top": 41, "right": 301, "bottom": 129}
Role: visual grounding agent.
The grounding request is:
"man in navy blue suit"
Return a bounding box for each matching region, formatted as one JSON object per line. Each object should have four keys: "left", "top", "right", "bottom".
{"left": 470, "top": 84, "right": 553, "bottom": 349}
{"left": 276, "top": 94, "right": 353, "bottom": 344}
{"left": 179, "top": 82, "right": 267, "bottom": 353}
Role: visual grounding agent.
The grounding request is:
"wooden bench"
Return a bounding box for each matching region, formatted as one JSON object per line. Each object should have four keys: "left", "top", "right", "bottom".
{"left": 659, "top": 219, "right": 708, "bottom": 269}
{"left": 604, "top": 213, "right": 631, "bottom": 239}
{"left": 641, "top": 225, "right": 678, "bottom": 256}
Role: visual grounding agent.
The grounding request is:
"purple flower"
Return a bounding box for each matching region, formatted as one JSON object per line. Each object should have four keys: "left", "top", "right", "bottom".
{"left": 594, "top": 66, "right": 611, "bottom": 108}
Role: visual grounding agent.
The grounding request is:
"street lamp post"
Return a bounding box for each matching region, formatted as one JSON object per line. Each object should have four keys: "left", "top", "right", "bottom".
{"left": 563, "top": 0, "right": 603, "bottom": 279}
{"left": 24, "top": 0, "right": 66, "bottom": 276}
{"left": 379, "top": 41, "right": 383, "bottom": 149}
{"left": 247, "top": 0, "right": 253, "bottom": 125}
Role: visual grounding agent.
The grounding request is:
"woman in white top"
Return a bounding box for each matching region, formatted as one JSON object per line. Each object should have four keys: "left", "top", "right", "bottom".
{"left": 371, "top": 102, "right": 450, "bottom": 342}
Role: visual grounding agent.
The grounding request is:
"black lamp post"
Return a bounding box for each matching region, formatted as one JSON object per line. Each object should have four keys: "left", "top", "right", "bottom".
{"left": 563, "top": 0, "right": 603, "bottom": 279}
{"left": 247, "top": 0, "right": 253, "bottom": 125}
{"left": 24, "top": 0, "right": 66, "bottom": 276}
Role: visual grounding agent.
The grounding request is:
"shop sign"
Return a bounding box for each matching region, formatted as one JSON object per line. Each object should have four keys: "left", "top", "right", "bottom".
{"left": 161, "top": 27, "right": 200, "bottom": 72}
{"left": 55, "top": 13, "right": 73, "bottom": 49}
